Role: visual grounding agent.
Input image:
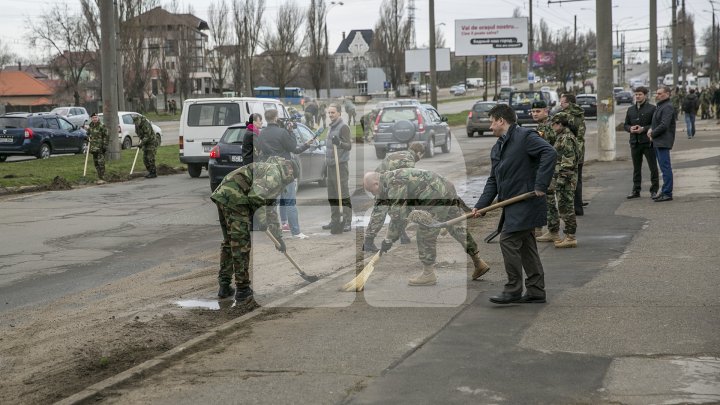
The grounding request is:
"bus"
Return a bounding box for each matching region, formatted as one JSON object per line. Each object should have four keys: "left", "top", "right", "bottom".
{"left": 253, "top": 86, "right": 305, "bottom": 105}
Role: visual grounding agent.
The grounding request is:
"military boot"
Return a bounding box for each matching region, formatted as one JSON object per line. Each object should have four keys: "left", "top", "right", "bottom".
{"left": 408, "top": 263, "right": 437, "bottom": 286}
{"left": 234, "top": 286, "right": 254, "bottom": 303}
{"left": 217, "top": 284, "right": 235, "bottom": 299}
{"left": 145, "top": 171, "right": 157, "bottom": 179}
{"left": 537, "top": 230, "right": 561, "bottom": 242}
{"left": 554, "top": 234, "right": 577, "bottom": 248}
{"left": 471, "top": 253, "right": 490, "bottom": 280}
{"left": 363, "top": 237, "right": 379, "bottom": 253}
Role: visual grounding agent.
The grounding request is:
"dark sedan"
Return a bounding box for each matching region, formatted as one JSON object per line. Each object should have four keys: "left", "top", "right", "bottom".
{"left": 576, "top": 94, "right": 598, "bottom": 119}
{"left": 615, "top": 91, "right": 634, "bottom": 105}
{"left": 0, "top": 113, "right": 87, "bottom": 161}
{"left": 208, "top": 122, "right": 327, "bottom": 191}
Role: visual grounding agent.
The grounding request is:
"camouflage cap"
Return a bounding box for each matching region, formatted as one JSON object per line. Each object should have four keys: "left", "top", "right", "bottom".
{"left": 531, "top": 100, "right": 547, "bottom": 109}
{"left": 551, "top": 111, "right": 571, "bottom": 126}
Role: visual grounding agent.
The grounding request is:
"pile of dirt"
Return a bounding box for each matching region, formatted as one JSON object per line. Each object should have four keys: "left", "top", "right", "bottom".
{"left": 47, "top": 176, "right": 72, "bottom": 190}
{"left": 105, "top": 172, "right": 131, "bottom": 182}
{"left": 156, "top": 164, "right": 180, "bottom": 175}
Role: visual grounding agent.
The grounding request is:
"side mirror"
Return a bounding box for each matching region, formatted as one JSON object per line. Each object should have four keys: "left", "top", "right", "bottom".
{"left": 441, "top": 116, "right": 448, "bottom": 122}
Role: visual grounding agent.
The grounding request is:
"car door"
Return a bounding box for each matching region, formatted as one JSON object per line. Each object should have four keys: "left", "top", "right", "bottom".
{"left": 292, "top": 124, "right": 319, "bottom": 182}
{"left": 44, "top": 117, "right": 66, "bottom": 150}
{"left": 122, "top": 114, "right": 137, "bottom": 144}
{"left": 425, "top": 108, "right": 445, "bottom": 145}
{"left": 58, "top": 117, "right": 81, "bottom": 151}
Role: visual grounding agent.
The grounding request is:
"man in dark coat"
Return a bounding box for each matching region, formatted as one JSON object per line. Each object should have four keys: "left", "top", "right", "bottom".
{"left": 623, "top": 86, "right": 659, "bottom": 199}
{"left": 648, "top": 86, "right": 676, "bottom": 202}
{"left": 472, "top": 104, "right": 556, "bottom": 304}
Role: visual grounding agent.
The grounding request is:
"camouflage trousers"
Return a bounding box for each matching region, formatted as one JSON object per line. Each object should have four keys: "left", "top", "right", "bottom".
{"left": 365, "top": 198, "right": 390, "bottom": 239}
{"left": 143, "top": 146, "right": 157, "bottom": 173}
{"left": 547, "top": 179, "right": 577, "bottom": 235}
{"left": 92, "top": 150, "right": 105, "bottom": 179}
{"left": 217, "top": 205, "right": 252, "bottom": 288}
{"left": 416, "top": 205, "right": 479, "bottom": 265}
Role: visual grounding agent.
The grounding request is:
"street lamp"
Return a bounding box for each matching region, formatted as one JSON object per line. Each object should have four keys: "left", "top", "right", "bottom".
{"left": 325, "top": 1, "right": 344, "bottom": 99}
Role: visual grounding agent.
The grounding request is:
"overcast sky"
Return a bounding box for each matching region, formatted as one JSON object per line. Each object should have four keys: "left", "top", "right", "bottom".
{"left": 1, "top": 0, "right": 714, "bottom": 64}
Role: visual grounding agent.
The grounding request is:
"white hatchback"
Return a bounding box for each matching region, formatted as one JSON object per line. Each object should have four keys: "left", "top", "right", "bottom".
{"left": 98, "top": 112, "right": 163, "bottom": 149}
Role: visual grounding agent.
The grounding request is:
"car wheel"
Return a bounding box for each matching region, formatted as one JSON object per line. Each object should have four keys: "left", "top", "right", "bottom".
{"left": 0, "top": 155, "right": 7, "bottom": 163}
{"left": 122, "top": 136, "right": 132, "bottom": 150}
{"left": 425, "top": 137, "right": 435, "bottom": 158}
{"left": 467, "top": 130, "right": 475, "bottom": 138}
{"left": 36, "top": 143, "right": 51, "bottom": 159}
{"left": 375, "top": 147, "right": 386, "bottom": 159}
{"left": 441, "top": 133, "right": 451, "bottom": 153}
{"left": 187, "top": 163, "right": 203, "bottom": 178}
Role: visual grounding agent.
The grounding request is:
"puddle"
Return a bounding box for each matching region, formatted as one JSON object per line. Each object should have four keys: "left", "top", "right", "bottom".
{"left": 175, "top": 299, "right": 221, "bottom": 310}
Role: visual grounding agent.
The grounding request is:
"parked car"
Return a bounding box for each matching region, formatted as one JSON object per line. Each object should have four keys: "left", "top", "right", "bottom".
{"left": 449, "top": 82, "right": 465, "bottom": 94}
{"left": 50, "top": 106, "right": 90, "bottom": 128}
{"left": 208, "top": 122, "right": 327, "bottom": 192}
{"left": 576, "top": 94, "right": 598, "bottom": 118}
{"left": 395, "top": 99, "right": 422, "bottom": 106}
{"left": 613, "top": 87, "right": 624, "bottom": 95}
{"left": 466, "top": 101, "right": 497, "bottom": 137}
{"left": 98, "top": 111, "right": 163, "bottom": 150}
{"left": 0, "top": 113, "right": 87, "bottom": 161}
{"left": 630, "top": 79, "right": 645, "bottom": 90}
{"left": 615, "top": 91, "right": 634, "bottom": 105}
{"left": 509, "top": 90, "right": 552, "bottom": 125}
{"left": 453, "top": 85, "right": 467, "bottom": 96}
{"left": 372, "top": 105, "right": 451, "bottom": 159}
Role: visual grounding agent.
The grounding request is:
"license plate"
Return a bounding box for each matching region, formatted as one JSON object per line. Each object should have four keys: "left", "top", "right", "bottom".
{"left": 0, "top": 137, "right": 13, "bottom": 143}
{"left": 202, "top": 143, "right": 216, "bottom": 152}
{"left": 581, "top": 104, "right": 590, "bottom": 108}
{"left": 388, "top": 143, "right": 405, "bottom": 150}
{"left": 230, "top": 155, "right": 242, "bottom": 163}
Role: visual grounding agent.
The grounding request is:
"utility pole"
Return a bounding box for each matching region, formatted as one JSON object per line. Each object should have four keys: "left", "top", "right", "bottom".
{"left": 101, "top": 0, "right": 120, "bottom": 160}
{"left": 597, "top": 0, "right": 616, "bottom": 161}
{"left": 649, "top": 0, "right": 657, "bottom": 95}
{"left": 114, "top": 0, "right": 125, "bottom": 111}
{"left": 621, "top": 33, "right": 626, "bottom": 85}
{"left": 528, "top": 0, "right": 534, "bottom": 91}
{"left": 681, "top": 0, "right": 686, "bottom": 87}
{"left": 429, "top": 0, "right": 437, "bottom": 108}
{"left": 672, "top": 0, "right": 678, "bottom": 88}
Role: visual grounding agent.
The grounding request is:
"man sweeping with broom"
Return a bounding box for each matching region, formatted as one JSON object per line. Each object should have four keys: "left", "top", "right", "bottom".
{"left": 363, "top": 168, "right": 490, "bottom": 286}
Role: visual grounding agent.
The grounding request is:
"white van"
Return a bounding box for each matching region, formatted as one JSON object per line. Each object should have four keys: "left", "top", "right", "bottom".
{"left": 179, "top": 97, "right": 288, "bottom": 177}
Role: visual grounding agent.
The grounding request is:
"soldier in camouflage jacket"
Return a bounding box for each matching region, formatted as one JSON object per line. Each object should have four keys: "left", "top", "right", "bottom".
{"left": 363, "top": 168, "right": 490, "bottom": 286}
{"left": 132, "top": 115, "right": 159, "bottom": 178}
{"left": 560, "top": 94, "right": 587, "bottom": 215}
{"left": 210, "top": 156, "right": 298, "bottom": 302}
{"left": 87, "top": 113, "right": 108, "bottom": 180}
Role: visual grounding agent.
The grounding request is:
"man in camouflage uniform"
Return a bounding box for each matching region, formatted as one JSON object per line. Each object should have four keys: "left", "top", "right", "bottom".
{"left": 363, "top": 168, "right": 490, "bottom": 286}
{"left": 132, "top": 115, "right": 159, "bottom": 178}
{"left": 210, "top": 156, "right": 297, "bottom": 302}
{"left": 87, "top": 112, "right": 108, "bottom": 180}
{"left": 537, "top": 112, "right": 580, "bottom": 248}
{"left": 700, "top": 88, "right": 711, "bottom": 120}
{"left": 560, "top": 94, "right": 586, "bottom": 216}
{"left": 531, "top": 100, "right": 555, "bottom": 236}
{"left": 363, "top": 142, "right": 426, "bottom": 252}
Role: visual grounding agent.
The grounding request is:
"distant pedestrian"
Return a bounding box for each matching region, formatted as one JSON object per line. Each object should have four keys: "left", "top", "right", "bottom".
{"left": 472, "top": 103, "right": 556, "bottom": 304}
{"left": 304, "top": 100, "right": 318, "bottom": 128}
{"left": 210, "top": 156, "right": 297, "bottom": 302}
{"left": 648, "top": 86, "right": 676, "bottom": 202}
{"left": 86, "top": 112, "right": 108, "bottom": 180}
{"left": 682, "top": 88, "right": 699, "bottom": 138}
{"left": 343, "top": 99, "right": 357, "bottom": 125}
{"left": 322, "top": 103, "right": 353, "bottom": 234}
{"left": 132, "top": 115, "right": 159, "bottom": 178}
{"left": 623, "top": 86, "right": 659, "bottom": 199}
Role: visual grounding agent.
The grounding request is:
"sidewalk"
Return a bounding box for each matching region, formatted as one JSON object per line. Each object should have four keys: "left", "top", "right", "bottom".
{"left": 61, "top": 119, "right": 720, "bottom": 404}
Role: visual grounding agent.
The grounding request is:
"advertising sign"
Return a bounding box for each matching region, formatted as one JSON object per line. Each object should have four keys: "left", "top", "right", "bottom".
{"left": 501, "top": 61, "right": 511, "bottom": 86}
{"left": 532, "top": 51, "right": 556, "bottom": 68}
{"left": 455, "top": 18, "right": 528, "bottom": 56}
{"left": 404, "top": 48, "right": 452, "bottom": 73}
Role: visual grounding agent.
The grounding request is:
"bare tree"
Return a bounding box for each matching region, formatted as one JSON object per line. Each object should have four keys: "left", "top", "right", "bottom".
{"left": 372, "top": 0, "right": 412, "bottom": 94}
{"left": 260, "top": 1, "right": 306, "bottom": 98}
{"left": 232, "top": 0, "right": 266, "bottom": 96}
{"left": 28, "top": 4, "right": 96, "bottom": 106}
{"left": 305, "top": 0, "right": 327, "bottom": 98}
{"left": 0, "top": 39, "right": 14, "bottom": 68}
{"left": 208, "top": 0, "right": 231, "bottom": 94}
{"left": 118, "top": 0, "right": 161, "bottom": 111}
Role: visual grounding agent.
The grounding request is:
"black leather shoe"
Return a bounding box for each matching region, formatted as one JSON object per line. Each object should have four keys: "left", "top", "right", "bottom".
{"left": 489, "top": 292, "right": 522, "bottom": 304}
{"left": 654, "top": 194, "right": 673, "bottom": 202}
{"left": 519, "top": 294, "right": 546, "bottom": 303}
{"left": 626, "top": 192, "right": 640, "bottom": 199}
{"left": 650, "top": 191, "right": 658, "bottom": 199}
{"left": 575, "top": 209, "right": 584, "bottom": 216}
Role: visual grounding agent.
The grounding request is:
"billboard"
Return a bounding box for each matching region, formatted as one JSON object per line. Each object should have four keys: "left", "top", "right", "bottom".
{"left": 455, "top": 18, "right": 528, "bottom": 56}
{"left": 404, "top": 48, "right": 452, "bottom": 73}
{"left": 532, "top": 51, "right": 556, "bottom": 68}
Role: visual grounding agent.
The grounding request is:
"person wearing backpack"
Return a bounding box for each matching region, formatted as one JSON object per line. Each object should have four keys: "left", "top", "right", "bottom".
{"left": 682, "top": 88, "right": 699, "bottom": 138}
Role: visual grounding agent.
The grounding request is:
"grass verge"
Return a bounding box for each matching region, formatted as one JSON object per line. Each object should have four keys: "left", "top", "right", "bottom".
{"left": 142, "top": 112, "right": 181, "bottom": 122}
{"left": 0, "top": 145, "right": 184, "bottom": 189}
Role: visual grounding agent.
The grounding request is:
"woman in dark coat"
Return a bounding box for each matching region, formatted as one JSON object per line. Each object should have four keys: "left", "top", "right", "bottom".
{"left": 241, "top": 113, "right": 263, "bottom": 166}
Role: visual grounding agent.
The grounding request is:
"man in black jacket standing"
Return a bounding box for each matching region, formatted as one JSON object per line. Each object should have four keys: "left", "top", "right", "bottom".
{"left": 623, "top": 87, "right": 659, "bottom": 199}
{"left": 472, "top": 104, "right": 556, "bottom": 304}
{"left": 648, "top": 86, "right": 676, "bottom": 202}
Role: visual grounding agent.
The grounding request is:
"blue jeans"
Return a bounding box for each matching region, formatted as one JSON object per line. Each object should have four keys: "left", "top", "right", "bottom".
{"left": 654, "top": 147, "right": 673, "bottom": 197}
{"left": 684, "top": 113, "right": 696, "bottom": 137}
{"left": 279, "top": 180, "right": 300, "bottom": 235}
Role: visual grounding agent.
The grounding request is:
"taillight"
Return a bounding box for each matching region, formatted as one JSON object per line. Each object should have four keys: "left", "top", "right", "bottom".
{"left": 117, "top": 125, "right": 122, "bottom": 134}
{"left": 416, "top": 109, "right": 425, "bottom": 132}
{"left": 209, "top": 145, "right": 220, "bottom": 159}
{"left": 179, "top": 135, "right": 184, "bottom": 146}
{"left": 467, "top": 111, "right": 472, "bottom": 119}
{"left": 373, "top": 114, "right": 381, "bottom": 132}
{"left": 24, "top": 128, "right": 33, "bottom": 139}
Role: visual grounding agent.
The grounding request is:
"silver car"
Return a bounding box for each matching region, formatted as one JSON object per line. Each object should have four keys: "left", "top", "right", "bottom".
{"left": 50, "top": 106, "right": 90, "bottom": 128}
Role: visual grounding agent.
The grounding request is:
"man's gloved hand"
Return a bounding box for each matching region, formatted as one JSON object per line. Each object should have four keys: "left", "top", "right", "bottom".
{"left": 276, "top": 237, "right": 286, "bottom": 253}
{"left": 331, "top": 136, "right": 340, "bottom": 146}
{"left": 380, "top": 239, "right": 393, "bottom": 255}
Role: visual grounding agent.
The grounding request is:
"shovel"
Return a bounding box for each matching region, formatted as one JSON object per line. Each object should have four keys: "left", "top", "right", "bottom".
{"left": 408, "top": 192, "right": 537, "bottom": 229}
{"left": 330, "top": 143, "right": 344, "bottom": 234}
{"left": 82, "top": 142, "right": 91, "bottom": 177}
{"left": 265, "top": 230, "right": 319, "bottom": 283}
{"left": 129, "top": 146, "right": 141, "bottom": 175}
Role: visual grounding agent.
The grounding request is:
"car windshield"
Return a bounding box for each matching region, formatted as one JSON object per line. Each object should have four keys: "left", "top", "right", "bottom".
{"left": 220, "top": 127, "right": 246, "bottom": 143}
{"left": 379, "top": 108, "right": 417, "bottom": 123}
{"left": 0, "top": 117, "right": 27, "bottom": 128}
{"left": 473, "top": 103, "right": 494, "bottom": 112}
{"left": 510, "top": 92, "right": 543, "bottom": 107}
{"left": 577, "top": 96, "right": 596, "bottom": 104}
